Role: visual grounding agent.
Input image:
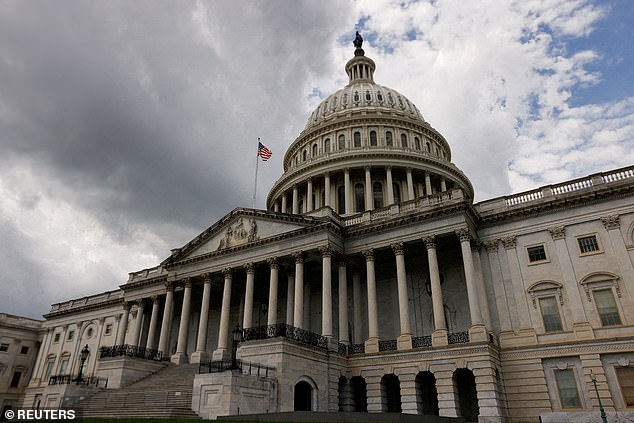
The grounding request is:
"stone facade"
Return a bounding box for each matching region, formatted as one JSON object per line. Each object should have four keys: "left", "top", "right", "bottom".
{"left": 9, "top": 40, "right": 634, "bottom": 422}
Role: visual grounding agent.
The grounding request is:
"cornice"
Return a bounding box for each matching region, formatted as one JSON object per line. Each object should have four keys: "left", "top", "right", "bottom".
{"left": 120, "top": 275, "right": 168, "bottom": 291}
{"left": 499, "top": 338, "right": 634, "bottom": 361}
{"left": 43, "top": 298, "right": 123, "bottom": 319}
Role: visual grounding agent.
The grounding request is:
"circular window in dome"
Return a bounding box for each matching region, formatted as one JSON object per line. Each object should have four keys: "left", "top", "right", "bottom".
{"left": 377, "top": 92, "right": 383, "bottom": 102}
{"left": 332, "top": 96, "right": 337, "bottom": 109}
{"left": 86, "top": 327, "right": 94, "bottom": 339}
{"left": 387, "top": 92, "right": 395, "bottom": 106}
{"left": 342, "top": 93, "right": 348, "bottom": 106}
{"left": 353, "top": 91, "right": 360, "bottom": 103}
{"left": 322, "top": 100, "right": 328, "bottom": 115}
{"left": 365, "top": 90, "right": 372, "bottom": 102}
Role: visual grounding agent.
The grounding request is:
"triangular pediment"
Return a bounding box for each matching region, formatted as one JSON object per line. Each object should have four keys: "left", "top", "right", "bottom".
{"left": 163, "top": 208, "right": 330, "bottom": 264}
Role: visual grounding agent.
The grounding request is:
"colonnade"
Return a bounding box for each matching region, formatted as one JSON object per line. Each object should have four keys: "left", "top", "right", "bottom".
{"left": 271, "top": 165, "right": 449, "bottom": 215}
{"left": 114, "top": 228, "right": 486, "bottom": 364}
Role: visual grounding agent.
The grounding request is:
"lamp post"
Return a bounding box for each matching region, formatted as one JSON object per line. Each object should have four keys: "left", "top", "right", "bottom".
{"left": 77, "top": 345, "right": 90, "bottom": 383}
{"left": 231, "top": 324, "right": 242, "bottom": 370}
{"left": 590, "top": 371, "right": 608, "bottom": 423}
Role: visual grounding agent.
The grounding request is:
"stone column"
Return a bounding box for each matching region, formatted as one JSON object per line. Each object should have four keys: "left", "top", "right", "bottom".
{"left": 364, "top": 166, "right": 372, "bottom": 210}
{"left": 286, "top": 271, "right": 295, "bottom": 325}
{"left": 130, "top": 300, "right": 145, "bottom": 347}
{"left": 324, "top": 172, "right": 331, "bottom": 208}
{"left": 243, "top": 263, "right": 255, "bottom": 329}
{"left": 191, "top": 274, "right": 212, "bottom": 363}
{"left": 363, "top": 249, "right": 380, "bottom": 352}
{"left": 115, "top": 302, "right": 131, "bottom": 346}
{"left": 146, "top": 296, "right": 160, "bottom": 350}
{"left": 425, "top": 171, "right": 432, "bottom": 196}
{"left": 456, "top": 228, "right": 486, "bottom": 341}
{"left": 292, "top": 185, "right": 299, "bottom": 214}
{"left": 338, "top": 259, "right": 349, "bottom": 344}
{"left": 549, "top": 226, "right": 594, "bottom": 338}
{"left": 484, "top": 240, "right": 512, "bottom": 333}
{"left": 392, "top": 242, "right": 412, "bottom": 350}
{"left": 319, "top": 245, "right": 333, "bottom": 338}
{"left": 406, "top": 167, "right": 415, "bottom": 200}
{"left": 344, "top": 168, "right": 352, "bottom": 214}
{"left": 172, "top": 279, "right": 192, "bottom": 364}
{"left": 293, "top": 252, "right": 305, "bottom": 328}
{"left": 352, "top": 271, "right": 363, "bottom": 344}
{"left": 307, "top": 179, "right": 313, "bottom": 212}
{"left": 274, "top": 202, "right": 279, "bottom": 213}
{"left": 281, "top": 192, "right": 287, "bottom": 213}
{"left": 52, "top": 325, "right": 69, "bottom": 372}
{"left": 158, "top": 283, "right": 174, "bottom": 354}
{"left": 440, "top": 176, "right": 447, "bottom": 192}
{"left": 424, "top": 236, "right": 447, "bottom": 346}
{"left": 213, "top": 268, "right": 233, "bottom": 361}
{"left": 267, "top": 258, "right": 279, "bottom": 325}
{"left": 386, "top": 166, "right": 394, "bottom": 205}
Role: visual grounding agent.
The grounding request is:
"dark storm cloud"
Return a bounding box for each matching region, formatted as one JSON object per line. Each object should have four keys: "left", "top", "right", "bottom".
{"left": 0, "top": 1, "right": 353, "bottom": 317}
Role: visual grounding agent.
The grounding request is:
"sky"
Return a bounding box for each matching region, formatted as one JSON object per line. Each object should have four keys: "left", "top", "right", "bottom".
{"left": 1, "top": 0, "right": 633, "bottom": 319}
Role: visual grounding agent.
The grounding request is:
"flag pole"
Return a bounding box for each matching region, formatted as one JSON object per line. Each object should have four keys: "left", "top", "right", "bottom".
{"left": 253, "top": 137, "right": 260, "bottom": 209}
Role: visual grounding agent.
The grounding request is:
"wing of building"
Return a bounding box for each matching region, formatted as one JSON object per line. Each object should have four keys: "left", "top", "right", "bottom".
{"left": 6, "top": 37, "right": 634, "bottom": 422}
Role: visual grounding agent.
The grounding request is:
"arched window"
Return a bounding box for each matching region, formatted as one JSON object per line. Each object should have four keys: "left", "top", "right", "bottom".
{"left": 353, "top": 131, "right": 361, "bottom": 147}
{"left": 373, "top": 182, "right": 383, "bottom": 209}
{"left": 393, "top": 183, "right": 401, "bottom": 204}
{"left": 453, "top": 369, "right": 479, "bottom": 421}
{"left": 294, "top": 381, "right": 313, "bottom": 411}
{"left": 324, "top": 138, "right": 330, "bottom": 153}
{"left": 381, "top": 374, "right": 402, "bottom": 412}
{"left": 350, "top": 376, "right": 368, "bottom": 412}
{"left": 425, "top": 141, "right": 431, "bottom": 152}
{"left": 386, "top": 131, "right": 393, "bottom": 146}
{"left": 414, "top": 137, "right": 421, "bottom": 150}
{"left": 416, "top": 371, "right": 439, "bottom": 416}
{"left": 354, "top": 183, "right": 365, "bottom": 212}
{"left": 303, "top": 150, "right": 307, "bottom": 161}
{"left": 312, "top": 143, "right": 318, "bottom": 157}
{"left": 370, "top": 131, "right": 377, "bottom": 146}
{"left": 400, "top": 133, "right": 407, "bottom": 147}
{"left": 337, "top": 186, "right": 345, "bottom": 214}
{"left": 338, "top": 134, "right": 345, "bottom": 150}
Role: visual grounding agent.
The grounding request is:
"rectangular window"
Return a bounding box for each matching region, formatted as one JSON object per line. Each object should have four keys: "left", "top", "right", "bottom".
{"left": 539, "top": 297, "right": 563, "bottom": 332}
{"left": 0, "top": 343, "right": 9, "bottom": 352}
{"left": 20, "top": 346, "right": 29, "bottom": 354}
{"left": 44, "top": 360, "right": 54, "bottom": 380}
{"left": 10, "top": 371, "right": 22, "bottom": 388}
{"left": 578, "top": 235, "right": 600, "bottom": 254}
{"left": 616, "top": 367, "right": 634, "bottom": 407}
{"left": 67, "top": 330, "right": 74, "bottom": 341}
{"left": 555, "top": 369, "right": 581, "bottom": 408}
{"left": 53, "top": 333, "right": 60, "bottom": 343}
{"left": 58, "top": 358, "right": 69, "bottom": 375}
{"left": 527, "top": 245, "right": 547, "bottom": 262}
{"left": 593, "top": 289, "right": 622, "bottom": 326}
{"left": 104, "top": 324, "right": 113, "bottom": 335}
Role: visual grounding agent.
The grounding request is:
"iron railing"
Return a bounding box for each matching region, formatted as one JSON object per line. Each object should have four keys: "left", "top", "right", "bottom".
{"left": 378, "top": 339, "right": 397, "bottom": 352}
{"left": 412, "top": 335, "right": 432, "bottom": 348}
{"left": 198, "top": 359, "right": 275, "bottom": 378}
{"left": 242, "top": 323, "right": 328, "bottom": 350}
{"left": 99, "top": 344, "right": 167, "bottom": 361}
{"left": 448, "top": 331, "right": 470, "bottom": 344}
{"left": 48, "top": 374, "right": 107, "bottom": 388}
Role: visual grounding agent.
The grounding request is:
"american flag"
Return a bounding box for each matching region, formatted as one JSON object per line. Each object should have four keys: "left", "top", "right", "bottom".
{"left": 258, "top": 142, "right": 272, "bottom": 161}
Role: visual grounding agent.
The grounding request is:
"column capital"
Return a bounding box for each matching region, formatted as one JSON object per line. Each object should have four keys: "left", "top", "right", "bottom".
{"left": 548, "top": 225, "right": 566, "bottom": 240}
{"left": 391, "top": 242, "right": 405, "bottom": 255}
{"left": 267, "top": 257, "right": 279, "bottom": 269}
{"left": 386, "top": 165, "right": 392, "bottom": 171}
{"left": 362, "top": 249, "right": 374, "bottom": 262}
{"left": 122, "top": 301, "right": 131, "bottom": 311}
{"left": 423, "top": 235, "right": 436, "bottom": 249}
{"left": 202, "top": 272, "right": 212, "bottom": 284}
{"left": 601, "top": 214, "right": 620, "bottom": 230}
{"left": 244, "top": 262, "right": 255, "bottom": 274}
{"left": 222, "top": 267, "right": 233, "bottom": 279}
{"left": 501, "top": 235, "right": 517, "bottom": 249}
{"left": 164, "top": 280, "right": 175, "bottom": 291}
{"left": 364, "top": 165, "right": 371, "bottom": 171}
{"left": 483, "top": 240, "right": 499, "bottom": 252}
{"left": 455, "top": 227, "right": 472, "bottom": 242}
{"left": 319, "top": 244, "right": 333, "bottom": 257}
{"left": 183, "top": 277, "right": 193, "bottom": 289}
{"left": 293, "top": 251, "right": 305, "bottom": 263}
{"left": 135, "top": 299, "right": 144, "bottom": 308}
{"left": 151, "top": 295, "right": 160, "bottom": 305}
{"left": 336, "top": 257, "right": 348, "bottom": 268}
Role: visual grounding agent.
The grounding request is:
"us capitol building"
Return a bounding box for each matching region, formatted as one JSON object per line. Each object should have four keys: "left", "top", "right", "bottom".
{"left": 3, "top": 34, "right": 634, "bottom": 422}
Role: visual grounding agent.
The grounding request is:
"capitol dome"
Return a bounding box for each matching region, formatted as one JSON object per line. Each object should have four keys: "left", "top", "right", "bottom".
{"left": 267, "top": 37, "right": 473, "bottom": 216}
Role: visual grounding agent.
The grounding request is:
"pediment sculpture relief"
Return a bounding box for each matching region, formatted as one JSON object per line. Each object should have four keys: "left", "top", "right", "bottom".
{"left": 217, "top": 218, "right": 259, "bottom": 250}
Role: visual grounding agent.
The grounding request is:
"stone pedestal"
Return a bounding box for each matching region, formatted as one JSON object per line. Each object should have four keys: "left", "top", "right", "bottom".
{"left": 432, "top": 329, "right": 448, "bottom": 347}
{"left": 190, "top": 351, "right": 208, "bottom": 364}
{"left": 170, "top": 352, "right": 189, "bottom": 365}
{"left": 573, "top": 322, "right": 595, "bottom": 340}
{"left": 212, "top": 348, "right": 229, "bottom": 362}
{"left": 397, "top": 334, "right": 412, "bottom": 351}
{"left": 468, "top": 324, "right": 488, "bottom": 342}
{"left": 364, "top": 338, "right": 379, "bottom": 354}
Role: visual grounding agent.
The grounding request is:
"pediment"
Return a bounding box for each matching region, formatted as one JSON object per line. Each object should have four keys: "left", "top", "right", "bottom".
{"left": 164, "top": 208, "right": 327, "bottom": 263}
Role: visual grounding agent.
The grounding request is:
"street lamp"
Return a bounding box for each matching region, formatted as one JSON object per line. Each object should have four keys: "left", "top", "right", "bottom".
{"left": 231, "top": 324, "right": 243, "bottom": 370}
{"left": 77, "top": 345, "right": 90, "bottom": 383}
{"left": 589, "top": 371, "right": 608, "bottom": 423}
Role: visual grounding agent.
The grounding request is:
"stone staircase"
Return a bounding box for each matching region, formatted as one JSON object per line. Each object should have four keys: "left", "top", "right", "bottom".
{"left": 76, "top": 363, "right": 201, "bottom": 419}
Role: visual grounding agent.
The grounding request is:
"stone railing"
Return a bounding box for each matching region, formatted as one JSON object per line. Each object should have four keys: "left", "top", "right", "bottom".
{"left": 343, "top": 188, "right": 465, "bottom": 227}
{"left": 99, "top": 344, "right": 168, "bottom": 361}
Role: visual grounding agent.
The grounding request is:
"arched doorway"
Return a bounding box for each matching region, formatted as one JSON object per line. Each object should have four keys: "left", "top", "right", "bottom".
{"left": 416, "top": 371, "right": 439, "bottom": 415}
{"left": 454, "top": 368, "right": 479, "bottom": 422}
{"left": 381, "top": 374, "right": 401, "bottom": 412}
{"left": 350, "top": 376, "right": 367, "bottom": 412}
{"left": 294, "top": 380, "right": 312, "bottom": 411}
